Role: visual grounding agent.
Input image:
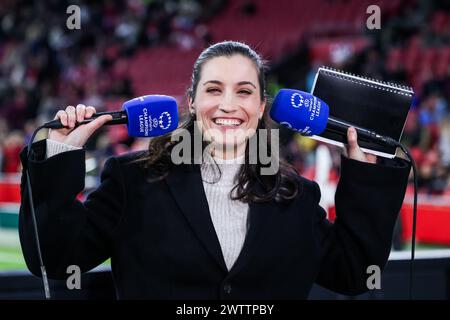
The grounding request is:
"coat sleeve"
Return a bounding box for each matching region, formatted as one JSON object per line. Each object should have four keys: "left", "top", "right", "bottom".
{"left": 313, "top": 154, "right": 411, "bottom": 295}
{"left": 19, "top": 139, "right": 126, "bottom": 279}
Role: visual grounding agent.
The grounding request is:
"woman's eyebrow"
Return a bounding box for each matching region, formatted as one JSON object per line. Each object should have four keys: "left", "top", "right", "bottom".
{"left": 203, "top": 80, "right": 223, "bottom": 86}
{"left": 237, "top": 81, "right": 257, "bottom": 89}
{"left": 203, "top": 80, "right": 256, "bottom": 89}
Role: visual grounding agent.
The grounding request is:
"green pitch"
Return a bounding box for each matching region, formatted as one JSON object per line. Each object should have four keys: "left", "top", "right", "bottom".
{"left": 0, "top": 245, "right": 26, "bottom": 270}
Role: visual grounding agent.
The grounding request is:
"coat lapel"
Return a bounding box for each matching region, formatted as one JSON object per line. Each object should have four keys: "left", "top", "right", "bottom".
{"left": 165, "top": 164, "right": 228, "bottom": 273}
{"left": 165, "top": 163, "right": 278, "bottom": 276}
{"left": 227, "top": 200, "right": 275, "bottom": 277}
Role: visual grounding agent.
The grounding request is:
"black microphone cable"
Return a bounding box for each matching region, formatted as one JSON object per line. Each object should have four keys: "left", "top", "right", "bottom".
{"left": 351, "top": 133, "right": 418, "bottom": 300}
{"left": 371, "top": 135, "right": 418, "bottom": 300}
{"left": 25, "top": 124, "right": 51, "bottom": 299}
{"left": 393, "top": 141, "right": 418, "bottom": 300}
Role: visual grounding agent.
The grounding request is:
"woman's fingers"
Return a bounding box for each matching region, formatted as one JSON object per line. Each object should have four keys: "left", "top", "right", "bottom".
{"left": 345, "top": 127, "right": 367, "bottom": 162}
{"left": 366, "top": 153, "right": 377, "bottom": 164}
{"left": 55, "top": 105, "right": 97, "bottom": 129}
{"left": 85, "top": 106, "right": 96, "bottom": 118}
{"left": 55, "top": 110, "right": 68, "bottom": 127}
{"left": 66, "top": 105, "right": 76, "bottom": 129}
{"left": 344, "top": 127, "right": 378, "bottom": 164}
{"left": 49, "top": 105, "right": 107, "bottom": 147}
{"left": 84, "top": 114, "right": 113, "bottom": 136}
{"left": 76, "top": 104, "right": 86, "bottom": 123}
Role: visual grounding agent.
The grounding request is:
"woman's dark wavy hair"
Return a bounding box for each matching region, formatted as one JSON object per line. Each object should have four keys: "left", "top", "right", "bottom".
{"left": 139, "top": 41, "right": 299, "bottom": 203}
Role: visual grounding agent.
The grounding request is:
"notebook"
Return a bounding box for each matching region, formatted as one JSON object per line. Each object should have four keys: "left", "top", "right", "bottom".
{"left": 310, "top": 66, "right": 414, "bottom": 158}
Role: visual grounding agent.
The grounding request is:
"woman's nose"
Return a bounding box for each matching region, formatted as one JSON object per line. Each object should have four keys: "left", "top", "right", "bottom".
{"left": 218, "top": 93, "right": 239, "bottom": 113}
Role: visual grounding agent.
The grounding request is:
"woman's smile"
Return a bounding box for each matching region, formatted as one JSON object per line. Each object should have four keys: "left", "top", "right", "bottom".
{"left": 212, "top": 117, "right": 245, "bottom": 129}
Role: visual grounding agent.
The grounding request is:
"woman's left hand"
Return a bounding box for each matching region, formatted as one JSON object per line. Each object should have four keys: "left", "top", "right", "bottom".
{"left": 343, "top": 127, "right": 377, "bottom": 164}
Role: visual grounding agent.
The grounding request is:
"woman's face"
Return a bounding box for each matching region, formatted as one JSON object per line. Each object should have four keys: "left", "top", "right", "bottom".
{"left": 190, "top": 54, "right": 266, "bottom": 157}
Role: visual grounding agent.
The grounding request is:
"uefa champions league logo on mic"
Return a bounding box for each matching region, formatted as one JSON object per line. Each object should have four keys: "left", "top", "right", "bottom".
{"left": 146, "top": 111, "right": 172, "bottom": 132}
{"left": 290, "top": 92, "right": 305, "bottom": 108}
{"left": 159, "top": 112, "right": 172, "bottom": 130}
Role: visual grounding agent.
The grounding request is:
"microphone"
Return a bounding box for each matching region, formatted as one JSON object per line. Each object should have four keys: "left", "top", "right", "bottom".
{"left": 43, "top": 95, "right": 179, "bottom": 137}
{"left": 270, "top": 89, "right": 398, "bottom": 147}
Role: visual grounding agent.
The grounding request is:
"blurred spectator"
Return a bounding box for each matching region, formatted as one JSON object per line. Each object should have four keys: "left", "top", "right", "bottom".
{"left": 1, "top": 131, "right": 24, "bottom": 173}
{"left": 419, "top": 93, "right": 448, "bottom": 127}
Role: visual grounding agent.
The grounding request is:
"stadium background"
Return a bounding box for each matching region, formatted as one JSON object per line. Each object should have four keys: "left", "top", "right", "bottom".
{"left": 0, "top": 0, "right": 449, "bottom": 296}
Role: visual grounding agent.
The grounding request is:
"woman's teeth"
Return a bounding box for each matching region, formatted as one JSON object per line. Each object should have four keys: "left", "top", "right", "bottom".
{"left": 213, "top": 118, "right": 243, "bottom": 126}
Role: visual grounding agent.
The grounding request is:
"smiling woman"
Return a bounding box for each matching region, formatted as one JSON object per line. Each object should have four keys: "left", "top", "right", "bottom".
{"left": 191, "top": 55, "right": 264, "bottom": 154}
{"left": 19, "top": 40, "right": 411, "bottom": 299}
{"left": 143, "top": 41, "right": 299, "bottom": 203}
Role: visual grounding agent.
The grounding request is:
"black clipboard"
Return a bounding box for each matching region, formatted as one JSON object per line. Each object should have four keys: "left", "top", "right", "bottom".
{"left": 311, "top": 67, "right": 414, "bottom": 158}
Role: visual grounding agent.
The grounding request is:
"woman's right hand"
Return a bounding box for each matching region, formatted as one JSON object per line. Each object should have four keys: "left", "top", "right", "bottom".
{"left": 48, "top": 104, "right": 113, "bottom": 148}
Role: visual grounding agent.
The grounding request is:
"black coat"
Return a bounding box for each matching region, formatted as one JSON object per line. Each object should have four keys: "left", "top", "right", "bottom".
{"left": 19, "top": 140, "right": 411, "bottom": 299}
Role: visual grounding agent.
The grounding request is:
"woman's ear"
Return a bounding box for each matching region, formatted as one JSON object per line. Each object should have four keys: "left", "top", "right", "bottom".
{"left": 188, "top": 99, "right": 195, "bottom": 115}
{"left": 259, "top": 98, "right": 267, "bottom": 119}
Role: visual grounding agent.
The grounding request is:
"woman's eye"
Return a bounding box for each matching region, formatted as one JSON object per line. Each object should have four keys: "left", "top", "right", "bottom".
{"left": 206, "top": 88, "right": 221, "bottom": 93}
{"left": 238, "top": 90, "right": 252, "bottom": 95}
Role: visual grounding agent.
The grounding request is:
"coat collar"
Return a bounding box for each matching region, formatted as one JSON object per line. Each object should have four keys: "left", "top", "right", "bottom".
{"left": 165, "top": 163, "right": 275, "bottom": 276}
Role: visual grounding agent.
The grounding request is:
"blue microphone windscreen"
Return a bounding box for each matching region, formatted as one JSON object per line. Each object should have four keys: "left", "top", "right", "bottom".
{"left": 270, "top": 89, "right": 329, "bottom": 136}
{"left": 123, "top": 95, "right": 178, "bottom": 137}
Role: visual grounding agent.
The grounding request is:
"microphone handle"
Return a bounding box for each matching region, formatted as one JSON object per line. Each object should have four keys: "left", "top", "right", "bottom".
{"left": 43, "top": 111, "right": 128, "bottom": 129}
{"left": 326, "top": 117, "right": 398, "bottom": 147}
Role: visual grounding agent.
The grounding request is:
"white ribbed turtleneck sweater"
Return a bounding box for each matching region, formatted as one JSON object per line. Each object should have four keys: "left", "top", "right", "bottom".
{"left": 46, "top": 139, "right": 249, "bottom": 271}
{"left": 200, "top": 152, "right": 249, "bottom": 270}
